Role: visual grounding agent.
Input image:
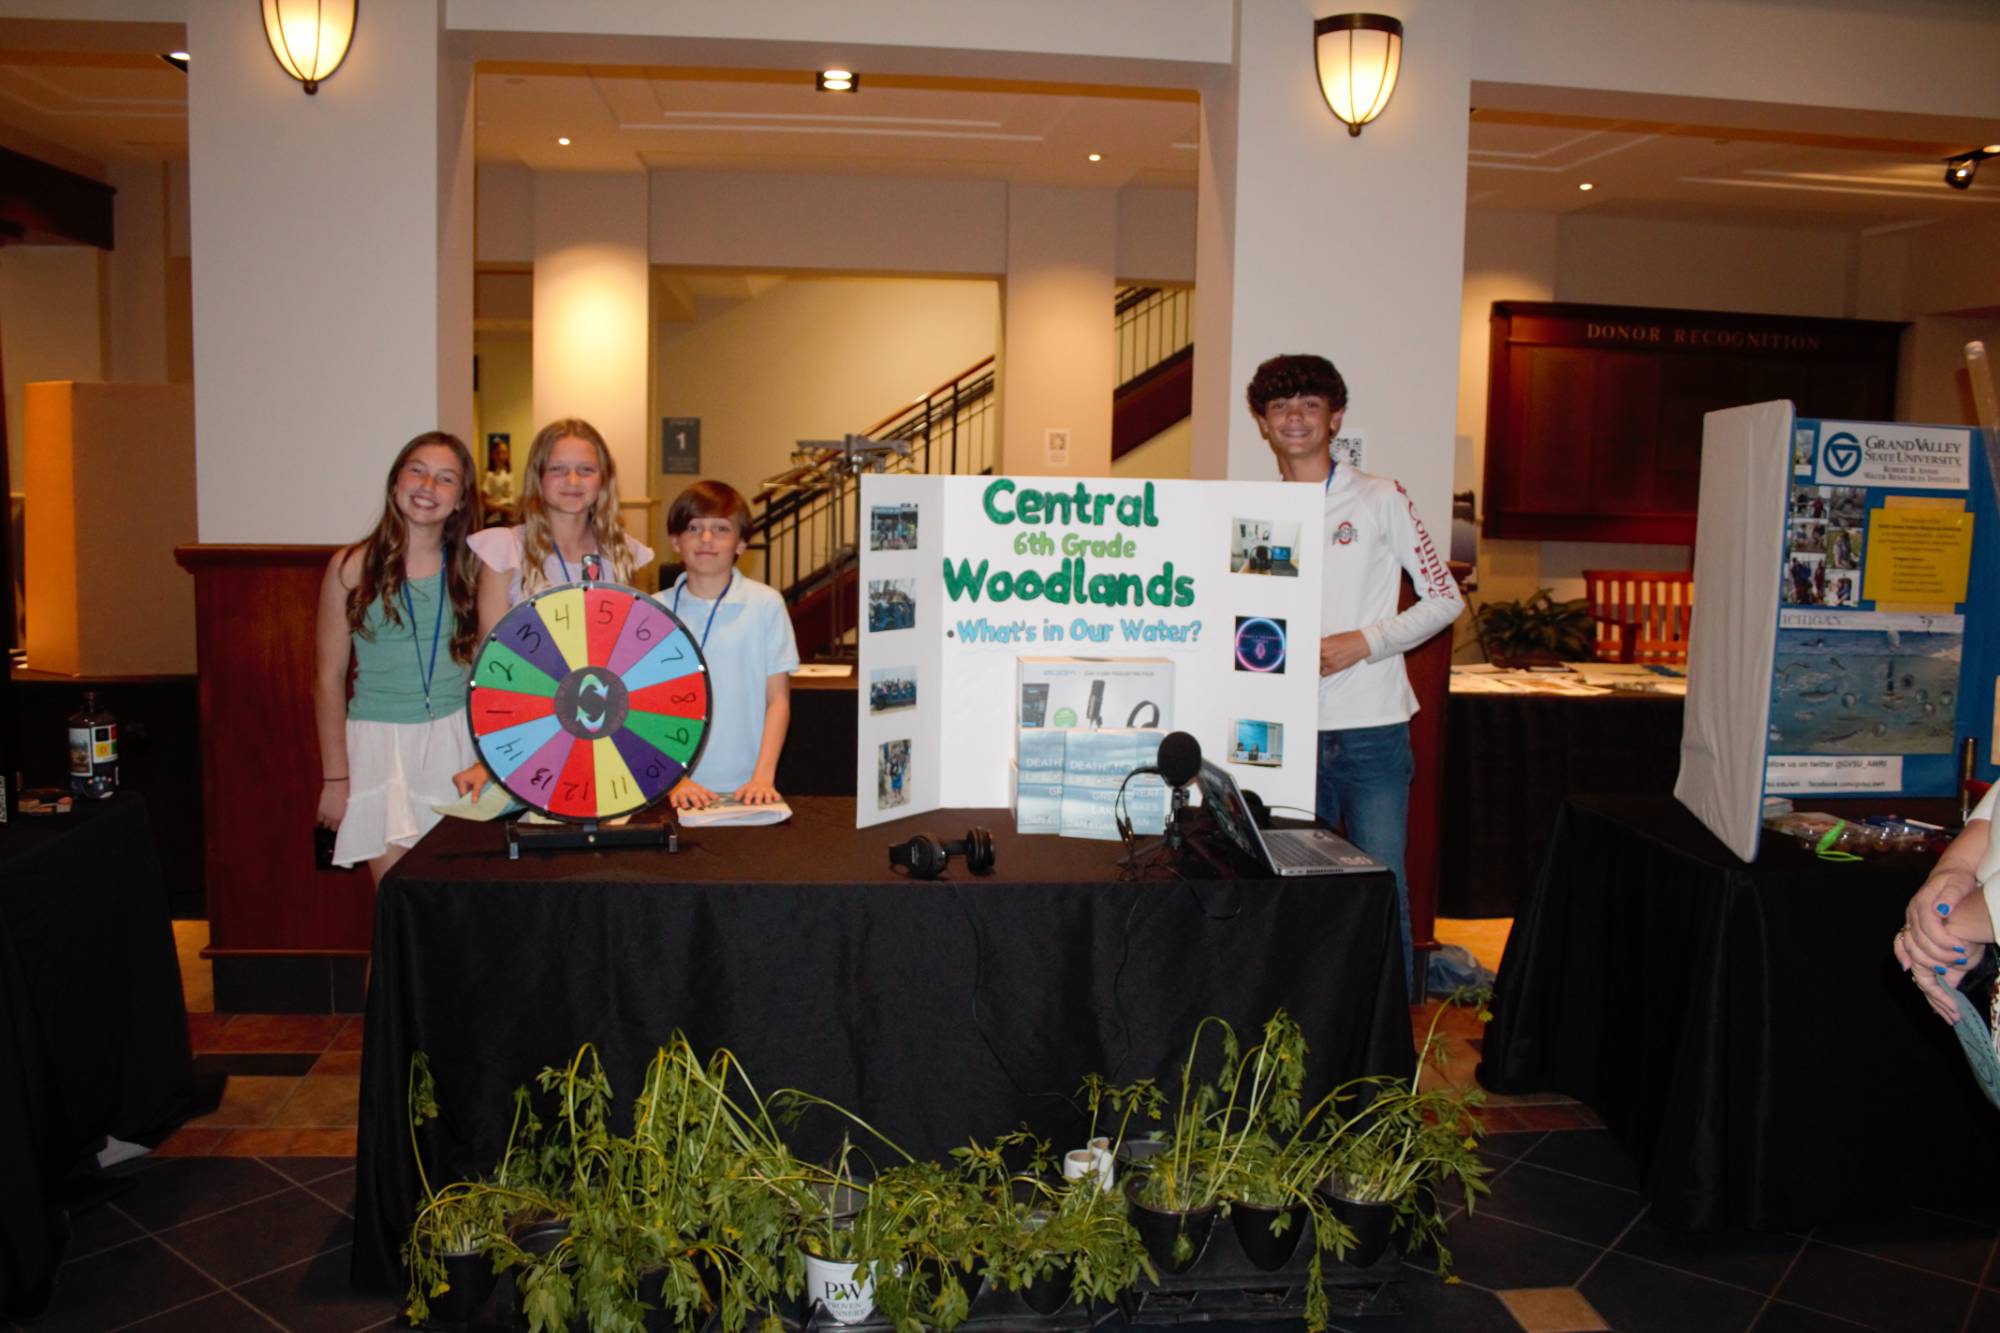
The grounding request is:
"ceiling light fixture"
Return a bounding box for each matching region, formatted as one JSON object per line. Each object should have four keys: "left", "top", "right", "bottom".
{"left": 1088, "top": 153, "right": 1102, "bottom": 162}
{"left": 1313, "top": 13, "right": 1402, "bottom": 137}
{"left": 162, "top": 52, "right": 189, "bottom": 72}
{"left": 816, "top": 68, "right": 857, "bottom": 93}
{"left": 557, "top": 137, "right": 571, "bottom": 146}
{"left": 260, "top": 0, "right": 356, "bottom": 95}
{"left": 1578, "top": 182, "right": 1594, "bottom": 191}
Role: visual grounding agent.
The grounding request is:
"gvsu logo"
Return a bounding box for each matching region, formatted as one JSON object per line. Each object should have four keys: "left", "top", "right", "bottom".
{"left": 1822, "top": 431, "right": 1863, "bottom": 477}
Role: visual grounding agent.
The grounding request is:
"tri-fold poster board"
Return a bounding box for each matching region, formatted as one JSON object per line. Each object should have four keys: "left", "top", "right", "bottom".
{"left": 1679, "top": 402, "right": 1998, "bottom": 860}
{"left": 853, "top": 474, "right": 1326, "bottom": 829}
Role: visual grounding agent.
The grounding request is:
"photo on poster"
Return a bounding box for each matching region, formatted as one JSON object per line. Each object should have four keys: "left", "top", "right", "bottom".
{"left": 1783, "top": 553, "right": 1825, "bottom": 606}
{"left": 1829, "top": 525, "right": 1864, "bottom": 569}
{"left": 1790, "top": 520, "right": 1826, "bottom": 554}
{"left": 1792, "top": 429, "right": 1816, "bottom": 476}
{"left": 877, "top": 739, "right": 912, "bottom": 809}
{"left": 1769, "top": 627, "right": 1960, "bottom": 754}
{"left": 1230, "top": 718, "right": 1285, "bottom": 767}
{"left": 869, "top": 503, "right": 919, "bottom": 552}
{"left": 1229, "top": 518, "right": 1301, "bottom": 576}
{"left": 1827, "top": 487, "right": 1866, "bottom": 525}
{"left": 867, "top": 578, "right": 917, "bottom": 632}
{"left": 868, "top": 667, "right": 917, "bottom": 714}
{"left": 1824, "top": 571, "right": 1860, "bottom": 607}
{"left": 1233, "top": 616, "right": 1289, "bottom": 673}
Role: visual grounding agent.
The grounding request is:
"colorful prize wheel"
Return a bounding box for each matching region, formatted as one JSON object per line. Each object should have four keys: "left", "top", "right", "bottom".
{"left": 467, "top": 583, "right": 710, "bottom": 822}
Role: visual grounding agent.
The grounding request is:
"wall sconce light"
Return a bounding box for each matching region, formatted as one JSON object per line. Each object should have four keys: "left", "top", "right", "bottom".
{"left": 261, "top": 0, "right": 357, "bottom": 95}
{"left": 816, "top": 68, "right": 857, "bottom": 93}
{"left": 1313, "top": 13, "right": 1402, "bottom": 137}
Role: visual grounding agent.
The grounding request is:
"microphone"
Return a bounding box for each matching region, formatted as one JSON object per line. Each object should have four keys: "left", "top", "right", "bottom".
{"left": 1117, "top": 731, "right": 1203, "bottom": 846}
{"left": 1086, "top": 679, "right": 1105, "bottom": 730}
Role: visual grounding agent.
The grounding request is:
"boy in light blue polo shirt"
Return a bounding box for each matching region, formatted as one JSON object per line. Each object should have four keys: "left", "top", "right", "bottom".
{"left": 657, "top": 481, "right": 800, "bottom": 807}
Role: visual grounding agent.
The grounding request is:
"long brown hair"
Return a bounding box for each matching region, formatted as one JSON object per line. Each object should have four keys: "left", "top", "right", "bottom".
{"left": 518, "top": 417, "right": 637, "bottom": 596}
{"left": 344, "top": 431, "right": 483, "bottom": 665}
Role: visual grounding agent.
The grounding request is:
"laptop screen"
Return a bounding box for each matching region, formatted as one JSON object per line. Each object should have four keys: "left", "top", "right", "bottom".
{"left": 1193, "top": 760, "right": 1268, "bottom": 869}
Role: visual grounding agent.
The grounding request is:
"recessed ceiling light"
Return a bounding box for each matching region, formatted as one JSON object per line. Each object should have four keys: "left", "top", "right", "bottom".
{"left": 557, "top": 137, "right": 571, "bottom": 146}
{"left": 1986, "top": 144, "right": 2000, "bottom": 154}
{"left": 1088, "top": 153, "right": 1102, "bottom": 162}
{"left": 161, "top": 52, "right": 189, "bottom": 72}
{"left": 1578, "top": 182, "right": 1594, "bottom": 191}
{"left": 817, "top": 69, "right": 857, "bottom": 92}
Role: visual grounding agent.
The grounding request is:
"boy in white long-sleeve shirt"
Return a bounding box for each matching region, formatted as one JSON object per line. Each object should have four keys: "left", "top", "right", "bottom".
{"left": 1249, "top": 353, "right": 1463, "bottom": 999}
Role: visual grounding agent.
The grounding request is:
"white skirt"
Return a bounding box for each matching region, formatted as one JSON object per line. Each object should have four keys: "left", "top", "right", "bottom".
{"left": 333, "top": 712, "right": 477, "bottom": 867}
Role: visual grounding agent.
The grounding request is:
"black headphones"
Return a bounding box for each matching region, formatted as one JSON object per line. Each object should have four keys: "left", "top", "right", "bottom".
{"left": 1125, "top": 700, "right": 1161, "bottom": 728}
{"left": 888, "top": 827, "right": 996, "bottom": 880}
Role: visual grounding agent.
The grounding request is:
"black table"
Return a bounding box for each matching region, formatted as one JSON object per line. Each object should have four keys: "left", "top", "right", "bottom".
{"left": 1478, "top": 793, "right": 2000, "bottom": 1231}
{"left": 350, "top": 798, "right": 1414, "bottom": 1289}
{"left": 1440, "top": 690, "right": 1683, "bottom": 917}
{"left": 1, "top": 795, "right": 193, "bottom": 1312}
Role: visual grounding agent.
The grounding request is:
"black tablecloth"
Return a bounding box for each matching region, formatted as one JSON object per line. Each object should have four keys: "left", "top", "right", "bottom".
{"left": 350, "top": 798, "right": 1414, "bottom": 1289}
{"left": 1441, "top": 691, "right": 1683, "bottom": 917}
{"left": 0, "top": 795, "right": 193, "bottom": 1311}
{"left": 1479, "top": 794, "right": 2000, "bottom": 1231}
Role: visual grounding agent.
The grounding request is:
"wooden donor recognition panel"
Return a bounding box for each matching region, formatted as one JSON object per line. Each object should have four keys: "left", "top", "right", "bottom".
{"left": 1482, "top": 302, "right": 1902, "bottom": 545}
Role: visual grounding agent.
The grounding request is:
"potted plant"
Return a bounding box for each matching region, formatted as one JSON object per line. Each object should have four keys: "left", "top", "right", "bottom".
{"left": 1472, "top": 588, "right": 1594, "bottom": 665}
{"left": 1074, "top": 1073, "right": 1162, "bottom": 1192}
{"left": 1317, "top": 991, "right": 1493, "bottom": 1273}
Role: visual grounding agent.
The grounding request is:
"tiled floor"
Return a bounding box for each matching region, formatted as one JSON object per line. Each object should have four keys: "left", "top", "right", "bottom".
{"left": 14, "top": 920, "right": 1995, "bottom": 1332}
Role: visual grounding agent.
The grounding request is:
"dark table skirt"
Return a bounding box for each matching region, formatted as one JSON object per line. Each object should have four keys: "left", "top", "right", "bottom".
{"left": 350, "top": 797, "right": 1415, "bottom": 1290}
{"left": 1479, "top": 793, "right": 2000, "bottom": 1231}
{"left": 1441, "top": 691, "right": 1683, "bottom": 918}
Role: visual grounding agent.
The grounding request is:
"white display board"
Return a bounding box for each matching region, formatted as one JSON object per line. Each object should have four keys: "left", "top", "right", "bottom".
{"left": 1675, "top": 400, "right": 1795, "bottom": 861}
{"left": 854, "top": 475, "right": 1326, "bottom": 828}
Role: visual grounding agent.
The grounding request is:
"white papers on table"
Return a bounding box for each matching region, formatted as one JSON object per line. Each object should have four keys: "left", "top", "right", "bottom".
{"left": 676, "top": 800, "right": 794, "bottom": 827}
{"left": 792, "top": 663, "right": 853, "bottom": 678}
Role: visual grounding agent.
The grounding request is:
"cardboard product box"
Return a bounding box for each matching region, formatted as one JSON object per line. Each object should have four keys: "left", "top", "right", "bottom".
{"left": 1017, "top": 657, "right": 1174, "bottom": 737}
{"left": 1059, "top": 730, "right": 1167, "bottom": 839}
{"left": 1017, "top": 727, "right": 1068, "bottom": 781}
{"left": 1009, "top": 760, "right": 1064, "bottom": 835}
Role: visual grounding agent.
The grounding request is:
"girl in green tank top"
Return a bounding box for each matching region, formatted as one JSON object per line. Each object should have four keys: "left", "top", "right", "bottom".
{"left": 312, "top": 432, "right": 485, "bottom": 882}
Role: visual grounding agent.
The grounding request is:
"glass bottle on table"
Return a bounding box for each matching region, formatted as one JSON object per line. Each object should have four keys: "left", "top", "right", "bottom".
{"left": 67, "top": 690, "right": 118, "bottom": 799}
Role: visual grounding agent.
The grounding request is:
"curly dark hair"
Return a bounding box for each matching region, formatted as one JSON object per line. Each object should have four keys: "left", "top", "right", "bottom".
{"left": 1245, "top": 354, "right": 1348, "bottom": 416}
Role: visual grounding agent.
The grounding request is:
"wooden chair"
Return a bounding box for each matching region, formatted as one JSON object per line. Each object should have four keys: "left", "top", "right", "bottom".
{"left": 1581, "top": 569, "right": 1694, "bottom": 665}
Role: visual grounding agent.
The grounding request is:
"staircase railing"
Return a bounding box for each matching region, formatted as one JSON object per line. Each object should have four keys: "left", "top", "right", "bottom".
{"left": 753, "top": 356, "right": 997, "bottom": 636}
{"left": 1116, "top": 285, "right": 1193, "bottom": 389}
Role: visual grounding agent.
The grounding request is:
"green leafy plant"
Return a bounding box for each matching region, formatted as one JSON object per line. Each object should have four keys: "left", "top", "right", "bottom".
{"left": 1473, "top": 588, "right": 1594, "bottom": 664}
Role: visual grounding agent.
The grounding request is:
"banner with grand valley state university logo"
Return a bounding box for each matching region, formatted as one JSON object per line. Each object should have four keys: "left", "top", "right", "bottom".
{"left": 853, "top": 474, "right": 1325, "bottom": 828}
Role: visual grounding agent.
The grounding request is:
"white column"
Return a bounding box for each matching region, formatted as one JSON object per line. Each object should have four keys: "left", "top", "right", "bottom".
{"left": 532, "top": 172, "right": 652, "bottom": 507}
{"left": 187, "top": 0, "right": 471, "bottom": 542}
{"left": 106, "top": 160, "right": 169, "bottom": 384}
{"left": 1000, "top": 184, "right": 1117, "bottom": 476}
{"left": 1193, "top": 0, "right": 1472, "bottom": 523}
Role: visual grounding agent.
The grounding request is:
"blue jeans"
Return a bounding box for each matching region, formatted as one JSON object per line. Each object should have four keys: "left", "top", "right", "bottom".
{"left": 1317, "top": 723, "right": 1415, "bottom": 1000}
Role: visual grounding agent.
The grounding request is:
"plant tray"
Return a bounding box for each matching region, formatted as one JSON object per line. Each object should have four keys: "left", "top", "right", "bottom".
{"left": 795, "top": 1287, "right": 1105, "bottom": 1333}
{"left": 1119, "top": 1207, "right": 1410, "bottom": 1321}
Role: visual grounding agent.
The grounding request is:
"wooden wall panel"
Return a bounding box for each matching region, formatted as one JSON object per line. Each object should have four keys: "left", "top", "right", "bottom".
{"left": 174, "top": 545, "right": 367, "bottom": 956}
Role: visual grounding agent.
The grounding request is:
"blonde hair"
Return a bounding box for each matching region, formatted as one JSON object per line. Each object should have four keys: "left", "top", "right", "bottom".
{"left": 518, "top": 418, "right": 637, "bottom": 595}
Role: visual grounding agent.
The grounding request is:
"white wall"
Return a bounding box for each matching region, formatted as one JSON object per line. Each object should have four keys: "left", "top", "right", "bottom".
{"left": 1555, "top": 215, "right": 1852, "bottom": 317}
{"left": 106, "top": 160, "right": 169, "bottom": 384}
{"left": 1116, "top": 188, "right": 1197, "bottom": 284}
{"left": 474, "top": 334, "right": 533, "bottom": 488}
{"left": 0, "top": 246, "right": 105, "bottom": 491}
{"left": 1001, "top": 184, "right": 1117, "bottom": 475}
{"left": 653, "top": 275, "right": 999, "bottom": 567}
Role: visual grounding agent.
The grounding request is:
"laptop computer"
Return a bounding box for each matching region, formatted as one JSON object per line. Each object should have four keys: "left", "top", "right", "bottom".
{"left": 1191, "top": 760, "right": 1383, "bottom": 877}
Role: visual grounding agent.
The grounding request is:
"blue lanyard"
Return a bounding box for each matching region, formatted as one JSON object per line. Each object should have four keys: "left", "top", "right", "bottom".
{"left": 399, "top": 576, "right": 446, "bottom": 720}
{"left": 1324, "top": 459, "right": 1338, "bottom": 491}
{"left": 672, "top": 572, "right": 733, "bottom": 649}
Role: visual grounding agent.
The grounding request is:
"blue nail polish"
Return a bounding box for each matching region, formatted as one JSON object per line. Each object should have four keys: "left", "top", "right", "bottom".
{"left": 1957, "top": 945, "right": 1968, "bottom": 954}
{"left": 1940, "top": 903, "right": 1953, "bottom": 916}
{"left": 1936, "top": 966, "right": 1949, "bottom": 975}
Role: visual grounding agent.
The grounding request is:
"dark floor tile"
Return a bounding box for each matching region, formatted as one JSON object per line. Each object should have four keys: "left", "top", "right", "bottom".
{"left": 1965, "top": 1286, "right": 2000, "bottom": 1332}
{"left": 1522, "top": 1127, "right": 1641, "bottom": 1192}
{"left": 1478, "top": 1130, "right": 1548, "bottom": 1163}
{"left": 22, "top": 1237, "right": 219, "bottom": 1333}
{"left": 1477, "top": 1158, "right": 1643, "bottom": 1247}
{"left": 115, "top": 1157, "right": 293, "bottom": 1232}
{"left": 234, "top": 1245, "right": 406, "bottom": 1333}
{"left": 193, "top": 1052, "right": 322, "bottom": 1078}
{"left": 1776, "top": 1240, "right": 1976, "bottom": 1333}
{"left": 1752, "top": 1301, "right": 1881, "bottom": 1331}
{"left": 59, "top": 1200, "right": 144, "bottom": 1263}
{"left": 1811, "top": 1203, "right": 1997, "bottom": 1283}
{"left": 1615, "top": 1213, "right": 1805, "bottom": 1295}
{"left": 304, "top": 1167, "right": 356, "bottom": 1218}
{"left": 157, "top": 1187, "right": 350, "bottom": 1287}
{"left": 1580, "top": 1250, "right": 1765, "bottom": 1333}
{"left": 119, "top": 1290, "right": 286, "bottom": 1331}
{"left": 1323, "top": 1268, "right": 1521, "bottom": 1332}
{"left": 1425, "top": 1209, "right": 1600, "bottom": 1290}
{"left": 262, "top": 1156, "right": 354, "bottom": 1187}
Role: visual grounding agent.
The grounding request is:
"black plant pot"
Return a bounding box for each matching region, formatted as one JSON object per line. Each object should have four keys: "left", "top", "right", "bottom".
{"left": 1229, "top": 1201, "right": 1306, "bottom": 1271}
{"left": 916, "top": 1256, "right": 982, "bottom": 1313}
{"left": 1124, "top": 1180, "right": 1218, "bottom": 1275}
{"left": 1320, "top": 1188, "right": 1395, "bottom": 1268}
{"left": 415, "top": 1248, "right": 497, "bottom": 1328}
{"left": 1018, "top": 1262, "right": 1074, "bottom": 1314}
{"left": 638, "top": 1259, "right": 712, "bottom": 1333}
{"left": 509, "top": 1220, "right": 586, "bottom": 1332}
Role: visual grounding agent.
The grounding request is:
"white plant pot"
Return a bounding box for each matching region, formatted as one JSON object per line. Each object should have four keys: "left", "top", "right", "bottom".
{"left": 804, "top": 1253, "right": 876, "bottom": 1325}
{"left": 1088, "top": 1137, "right": 1116, "bottom": 1192}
